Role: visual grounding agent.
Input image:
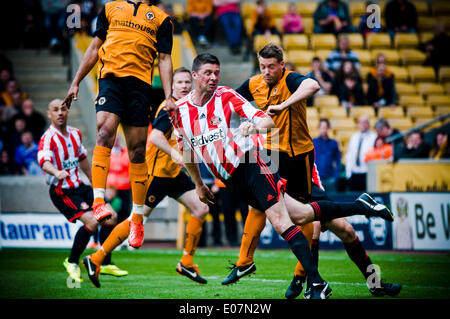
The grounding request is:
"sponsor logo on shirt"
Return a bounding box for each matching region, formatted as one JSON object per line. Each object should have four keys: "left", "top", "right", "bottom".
{"left": 190, "top": 128, "right": 225, "bottom": 147}
{"left": 62, "top": 159, "right": 79, "bottom": 170}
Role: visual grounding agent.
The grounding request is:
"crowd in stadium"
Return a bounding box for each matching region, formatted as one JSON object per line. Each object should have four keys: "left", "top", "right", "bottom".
{"left": 1, "top": 0, "right": 449, "bottom": 185}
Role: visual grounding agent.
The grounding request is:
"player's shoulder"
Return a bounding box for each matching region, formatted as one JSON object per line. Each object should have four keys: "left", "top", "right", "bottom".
{"left": 147, "top": 3, "right": 169, "bottom": 21}
{"left": 68, "top": 125, "right": 82, "bottom": 139}
{"left": 216, "top": 86, "right": 239, "bottom": 97}
{"left": 176, "top": 94, "right": 190, "bottom": 106}
{"left": 41, "top": 126, "right": 56, "bottom": 140}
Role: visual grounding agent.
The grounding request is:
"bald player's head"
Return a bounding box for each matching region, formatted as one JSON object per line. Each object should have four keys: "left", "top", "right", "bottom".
{"left": 47, "top": 98, "right": 69, "bottom": 129}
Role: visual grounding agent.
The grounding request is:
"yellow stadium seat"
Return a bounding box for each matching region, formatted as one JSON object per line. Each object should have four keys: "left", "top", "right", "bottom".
{"left": 418, "top": 17, "right": 435, "bottom": 32}
{"left": 408, "top": 66, "right": 436, "bottom": 83}
{"left": 398, "top": 94, "right": 427, "bottom": 107}
{"left": 345, "top": 33, "right": 364, "bottom": 50}
{"left": 370, "top": 49, "right": 400, "bottom": 65}
{"left": 406, "top": 106, "right": 434, "bottom": 119}
{"left": 268, "top": 2, "right": 290, "bottom": 18}
{"left": 274, "top": 18, "right": 283, "bottom": 34}
{"left": 387, "top": 118, "right": 414, "bottom": 131}
{"left": 335, "top": 130, "right": 358, "bottom": 146}
{"left": 366, "top": 33, "right": 391, "bottom": 50}
{"left": 349, "top": 106, "right": 376, "bottom": 120}
{"left": 416, "top": 83, "right": 445, "bottom": 96}
{"left": 330, "top": 118, "right": 356, "bottom": 131}
{"left": 359, "top": 66, "right": 371, "bottom": 81}
{"left": 419, "top": 32, "right": 433, "bottom": 44}
{"left": 286, "top": 50, "right": 315, "bottom": 67}
{"left": 320, "top": 107, "right": 348, "bottom": 119}
{"left": 253, "top": 34, "right": 281, "bottom": 52}
{"left": 427, "top": 94, "right": 450, "bottom": 107}
{"left": 244, "top": 18, "right": 253, "bottom": 35}
{"left": 354, "top": 50, "right": 372, "bottom": 66}
{"left": 396, "top": 83, "right": 417, "bottom": 95}
{"left": 378, "top": 107, "right": 405, "bottom": 119}
{"left": 282, "top": 34, "right": 309, "bottom": 51}
{"left": 241, "top": 2, "right": 256, "bottom": 19}
{"left": 389, "top": 66, "right": 409, "bottom": 82}
{"left": 311, "top": 34, "right": 337, "bottom": 51}
{"left": 296, "top": 2, "right": 318, "bottom": 17}
{"left": 296, "top": 66, "right": 311, "bottom": 75}
{"left": 173, "top": 3, "right": 185, "bottom": 21}
{"left": 314, "top": 50, "right": 331, "bottom": 62}
{"left": 414, "top": 117, "right": 438, "bottom": 127}
{"left": 435, "top": 106, "right": 450, "bottom": 116}
{"left": 302, "top": 17, "right": 314, "bottom": 34}
{"left": 412, "top": 1, "right": 430, "bottom": 15}
{"left": 308, "top": 118, "right": 320, "bottom": 130}
{"left": 394, "top": 33, "right": 419, "bottom": 49}
{"left": 437, "top": 16, "right": 450, "bottom": 32}
{"left": 400, "top": 49, "right": 427, "bottom": 65}
{"left": 432, "top": 1, "right": 450, "bottom": 15}
{"left": 445, "top": 82, "right": 450, "bottom": 95}
{"left": 349, "top": 2, "right": 366, "bottom": 18}
{"left": 307, "top": 107, "right": 319, "bottom": 120}
{"left": 314, "top": 95, "right": 340, "bottom": 108}
{"left": 438, "top": 66, "right": 450, "bottom": 83}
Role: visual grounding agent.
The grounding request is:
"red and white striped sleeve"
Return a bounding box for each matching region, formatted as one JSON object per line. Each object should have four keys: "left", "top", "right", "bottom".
{"left": 312, "top": 163, "right": 325, "bottom": 191}
{"left": 37, "top": 131, "right": 54, "bottom": 168}
{"left": 75, "top": 129, "right": 87, "bottom": 160}
{"left": 224, "top": 88, "right": 267, "bottom": 123}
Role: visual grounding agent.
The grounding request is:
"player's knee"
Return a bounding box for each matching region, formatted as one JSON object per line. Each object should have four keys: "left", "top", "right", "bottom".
{"left": 128, "top": 144, "right": 146, "bottom": 163}
{"left": 339, "top": 222, "right": 357, "bottom": 243}
{"left": 96, "top": 126, "right": 115, "bottom": 148}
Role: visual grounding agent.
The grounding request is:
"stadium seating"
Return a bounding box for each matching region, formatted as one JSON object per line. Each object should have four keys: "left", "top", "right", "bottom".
{"left": 418, "top": 17, "right": 435, "bottom": 32}
{"left": 314, "top": 95, "right": 340, "bottom": 108}
{"left": 359, "top": 66, "right": 371, "bottom": 81}
{"left": 330, "top": 118, "right": 357, "bottom": 131}
{"left": 306, "top": 107, "right": 319, "bottom": 120}
{"left": 345, "top": 33, "right": 365, "bottom": 50}
{"left": 389, "top": 66, "right": 409, "bottom": 82}
{"left": 438, "top": 67, "right": 450, "bottom": 83}
{"left": 408, "top": 66, "right": 436, "bottom": 83}
{"left": 296, "top": 2, "right": 317, "bottom": 17}
{"left": 398, "top": 94, "right": 427, "bottom": 107}
{"left": 354, "top": 50, "right": 372, "bottom": 66}
{"left": 349, "top": 106, "right": 376, "bottom": 120}
{"left": 286, "top": 50, "right": 315, "bottom": 67}
{"left": 253, "top": 34, "right": 281, "bottom": 52}
{"left": 282, "top": 34, "right": 309, "bottom": 51}
{"left": 419, "top": 32, "right": 434, "bottom": 44}
{"left": 378, "top": 107, "right": 405, "bottom": 119}
{"left": 314, "top": 50, "right": 331, "bottom": 62}
{"left": 396, "top": 83, "right": 417, "bottom": 95}
{"left": 302, "top": 18, "right": 314, "bottom": 34}
{"left": 406, "top": 106, "right": 435, "bottom": 120}
{"left": 387, "top": 118, "right": 414, "bottom": 131}
{"left": 311, "top": 34, "right": 337, "bottom": 50}
{"left": 366, "top": 33, "right": 391, "bottom": 49}
{"left": 416, "top": 83, "right": 445, "bottom": 96}
{"left": 432, "top": 1, "right": 450, "bottom": 16}
{"left": 268, "top": 2, "right": 289, "bottom": 18}
{"left": 296, "top": 66, "right": 311, "bottom": 75}
{"left": 349, "top": 2, "right": 366, "bottom": 19}
{"left": 400, "top": 49, "right": 427, "bottom": 66}
{"left": 412, "top": 0, "right": 430, "bottom": 16}
{"left": 435, "top": 105, "right": 450, "bottom": 116}
{"left": 241, "top": 2, "right": 255, "bottom": 19}
{"left": 320, "top": 107, "right": 348, "bottom": 119}
{"left": 394, "top": 33, "right": 419, "bottom": 49}
{"left": 370, "top": 49, "right": 400, "bottom": 65}
{"left": 427, "top": 94, "right": 450, "bottom": 107}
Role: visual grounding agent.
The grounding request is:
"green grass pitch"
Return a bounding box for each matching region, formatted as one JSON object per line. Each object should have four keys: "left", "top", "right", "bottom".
{"left": 0, "top": 247, "right": 449, "bottom": 299}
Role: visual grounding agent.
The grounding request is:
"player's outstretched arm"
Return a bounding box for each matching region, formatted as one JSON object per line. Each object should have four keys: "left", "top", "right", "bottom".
{"left": 79, "top": 156, "right": 92, "bottom": 185}
{"left": 159, "top": 52, "right": 176, "bottom": 111}
{"left": 149, "top": 128, "right": 184, "bottom": 167}
{"left": 42, "top": 161, "right": 69, "bottom": 180}
{"left": 266, "top": 78, "right": 320, "bottom": 116}
{"left": 63, "top": 37, "right": 104, "bottom": 108}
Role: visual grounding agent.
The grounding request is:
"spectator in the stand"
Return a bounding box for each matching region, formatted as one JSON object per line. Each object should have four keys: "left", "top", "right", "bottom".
{"left": 366, "top": 56, "right": 397, "bottom": 109}
{"left": 429, "top": 130, "right": 450, "bottom": 159}
{"left": 161, "top": 3, "right": 184, "bottom": 35}
{"left": 14, "top": 130, "right": 41, "bottom": 175}
{"left": 214, "top": 0, "right": 243, "bottom": 54}
{"left": 250, "top": 0, "right": 281, "bottom": 37}
{"left": 8, "top": 117, "right": 27, "bottom": 156}
{"left": 422, "top": 23, "right": 450, "bottom": 74}
{"left": 11, "top": 99, "right": 47, "bottom": 143}
{"left": 358, "top": 1, "right": 382, "bottom": 38}
{"left": 313, "top": 118, "right": 341, "bottom": 192}
{"left": 364, "top": 136, "right": 393, "bottom": 163}
{"left": 374, "top": 118, "right": 400, "bottom": 141}
{"left": 313, "top": 0, "right": 355, "bottom": 34}
{"left": 396, "top": 131, "right": 430, "bottom": 160}
{"left": 282, "top": 2, "right": 303, "bottom": 34}
{"left": 41, "top": 0, "right": 71, "bottom": 50}
{"left": 385, "top": 0, "right": 417, "bottom": 39}
{"left": 0, "top": 69, "right": 12, "bottom": 92}
{"left": 106, "top": 135, "right": 131, "bottom": 223}
{"left": 325, "top": 35, "right": 361, "bottom": 74}
{"left": 332, "top": 59, "right": 362, "bottom": 89}
{"left": 307, "top": 57, "right": 333, "bottom": 96}
{"left": 336, "top": 74, "right": 366, "bottom": 108}
{"left": 187, "top": 0, "right": 214, "bottom": 48}
{"left": 345, "top": 115, "right": 377, "bottom": 191}
{"left": 1, "top": 80, "right": 20, "bottom": 107}
{"left": 284, "top": 62, "right": 295, "bottom": 71}
{"left": 0, "top": 149, "right": 20, "bottom": 175}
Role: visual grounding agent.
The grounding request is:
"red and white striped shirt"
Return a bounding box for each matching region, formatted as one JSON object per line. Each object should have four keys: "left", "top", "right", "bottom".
{"left": 171, "top": 86, "right": 268, "bottom": 181}
{"left": 38, "top": 125, "right": 88, "bottom": 189}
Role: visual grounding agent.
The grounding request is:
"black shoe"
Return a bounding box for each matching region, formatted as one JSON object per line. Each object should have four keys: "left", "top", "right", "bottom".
{"left": 357, "top": 193, "right": 394, "bottom": 222}
{"left": 176, "top": 262, "right": 207, "bottom": 284}
{"left": 369, "top": 281, "right": 402, "bottom": 297}
{"left": 304, "top": 285, "right": 312, "bottom": 299}
{"left": 310, "top": 281, "right": 332, "bottom": 299}
{"left": 82, "top": 256, "right": 101, "bottom": 288}
{"left": 285, "top": 275, "right": 305, "bottom": 299}
{"left": 222, "top": 262, "right": 256, "bottom": 285}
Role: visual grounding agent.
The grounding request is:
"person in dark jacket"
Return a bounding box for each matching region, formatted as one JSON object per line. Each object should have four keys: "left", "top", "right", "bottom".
{"left": 313, "top": 0, "right": 355, "bottom": 34}
{"left": 366, "top": 57, "right": 397, "bottom": 109}
{"left": 385, "top": 0, "right": 417, "bottom": 39}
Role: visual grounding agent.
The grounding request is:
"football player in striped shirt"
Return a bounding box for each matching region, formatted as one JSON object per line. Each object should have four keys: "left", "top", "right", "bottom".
{"left": 38, "top": 99, "right": 127, "bottom": 283}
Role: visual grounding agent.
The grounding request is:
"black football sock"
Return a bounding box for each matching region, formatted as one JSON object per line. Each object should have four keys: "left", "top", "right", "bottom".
{"left": 344, "top": 237, "right": 375, "bottom": 281}
{"left": 282, "top": 226, "right": 323, "bottom": 285}
{"left": 311, "top": 239, "right": 320, "bottom": 267}
{"left": 310, "top": 200, "right": 366, "bottom": 223}
{"left": 99, "top": 225, "right": 114, "bottom": 265}
{"left": 68, "top": 226, "right": 93, "bottom": 264}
